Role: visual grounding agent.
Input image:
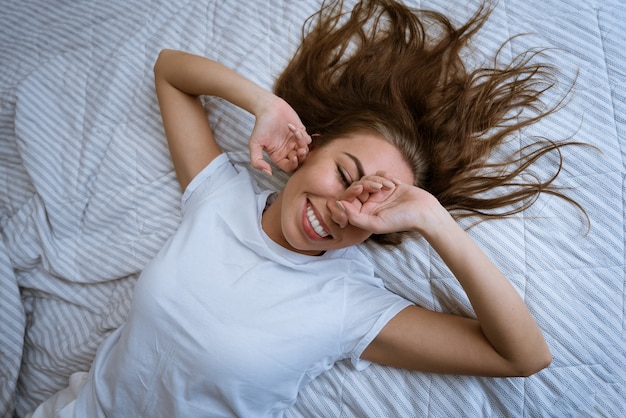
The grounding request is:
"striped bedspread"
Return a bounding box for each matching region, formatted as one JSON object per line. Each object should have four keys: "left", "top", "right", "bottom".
{"left": 1, "top": 0, "right": 624, "bottom": 416}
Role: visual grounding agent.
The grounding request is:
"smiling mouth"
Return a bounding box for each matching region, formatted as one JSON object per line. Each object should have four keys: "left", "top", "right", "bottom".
{"left": 306, "top": 201, "right": 331, "bottom": 239}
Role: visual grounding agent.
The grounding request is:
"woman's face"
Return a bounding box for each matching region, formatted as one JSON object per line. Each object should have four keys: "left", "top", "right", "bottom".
{"left": 262, "top": 132, "right": 414, "bottom": 255}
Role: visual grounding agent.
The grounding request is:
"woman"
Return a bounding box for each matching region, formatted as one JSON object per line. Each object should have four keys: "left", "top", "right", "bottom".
{"left": 31, "top": 0, "right": 579, "bottom": 416}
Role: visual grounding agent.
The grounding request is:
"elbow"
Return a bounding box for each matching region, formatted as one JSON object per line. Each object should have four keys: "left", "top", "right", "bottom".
{"left": 515, "top": 348, "right": 552, "bottom": 378}
{"left": 153, "top": 49, "right": 175, "bottom": 76}
{"left": 153, "top": 49, "right": 164, "bottom": 74}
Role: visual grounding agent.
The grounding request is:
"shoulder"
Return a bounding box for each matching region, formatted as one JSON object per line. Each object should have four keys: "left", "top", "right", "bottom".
{"left": 181, "top": 154, "right": 259, "bottom": 213}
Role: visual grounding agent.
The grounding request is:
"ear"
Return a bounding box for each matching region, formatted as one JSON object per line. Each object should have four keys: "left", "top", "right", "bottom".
{"left": 308, "top": 133, "right": 323, "bottom": 151}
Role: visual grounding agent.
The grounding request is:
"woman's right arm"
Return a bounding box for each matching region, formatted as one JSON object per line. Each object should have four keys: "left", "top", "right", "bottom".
{"left": 338, "top": 180, "right": 552, "bottom": 377}
{"left": 153, "top": 49, "right": 310, "bottom": 191}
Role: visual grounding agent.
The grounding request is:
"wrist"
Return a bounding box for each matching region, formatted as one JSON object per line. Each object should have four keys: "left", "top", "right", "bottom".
{"left": 249, "top": 88, "right": 280, "bottom": 118}
{"left": 413, "top": 199, "right": 457, "bottom": 242}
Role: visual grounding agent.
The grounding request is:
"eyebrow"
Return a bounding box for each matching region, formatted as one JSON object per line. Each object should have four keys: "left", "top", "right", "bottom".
{"left": 343, "top": 152, "right": 365, "bottom": 180}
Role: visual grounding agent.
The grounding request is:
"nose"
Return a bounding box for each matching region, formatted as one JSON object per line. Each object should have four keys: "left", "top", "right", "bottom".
{"left": 327, "top": 199, "right": 348, "bottom": 229}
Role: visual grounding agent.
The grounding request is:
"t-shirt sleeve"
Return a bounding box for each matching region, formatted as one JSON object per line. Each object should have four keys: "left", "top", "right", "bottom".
{"left": 180, "top": 153, "right": 237, "bottom": 214}
{"left": 342, "top": 273, "right": 414, "bottom": 371}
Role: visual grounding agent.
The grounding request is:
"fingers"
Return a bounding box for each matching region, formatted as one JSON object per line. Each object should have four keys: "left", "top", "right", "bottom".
{"left": 288, "top": 123, "right": 312, "bottom": 148}
{"left": 328, "top": 200, "right": 349, "bottom": 228}
{"left": 288, "top": 123, "right": 311, "bottom": 165}
{"left": 297, "top": 147, "right": 307, "bottom": 163}
{"left": 329, "top": 174, "right": 403, "bottom": 231}
{"left": 249, "top": 140, "right": 273, "bottom": 175}
{"left": 276, "top": 125, "right": 310, "bottom": 173}
{"left": 250, "top": 124, "right": 311, "bottom": 175}
{"left": 274, "top": 148, "right": 300, "bottom": 173}
{"left": 339, "top": 173, "right": 400, "bottom": 204}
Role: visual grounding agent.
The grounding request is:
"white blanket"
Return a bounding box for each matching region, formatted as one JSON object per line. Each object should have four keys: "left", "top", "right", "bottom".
{"left": 1, "top": 0, "right": 624, "bottom": 416}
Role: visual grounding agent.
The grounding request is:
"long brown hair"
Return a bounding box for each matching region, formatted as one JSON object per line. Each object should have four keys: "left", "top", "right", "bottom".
{"left": 274, "top": 0, "right": 587, "bottom": 244}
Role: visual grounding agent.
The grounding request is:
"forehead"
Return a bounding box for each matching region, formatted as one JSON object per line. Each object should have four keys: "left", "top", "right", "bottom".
{"left": 322, "top": 134, "right": 414, "bottom": 183}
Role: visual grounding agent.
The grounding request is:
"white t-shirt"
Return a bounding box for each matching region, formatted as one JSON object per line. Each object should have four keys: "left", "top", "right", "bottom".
{"left": 75, "top": 154, "right": 413, "bottom": 417}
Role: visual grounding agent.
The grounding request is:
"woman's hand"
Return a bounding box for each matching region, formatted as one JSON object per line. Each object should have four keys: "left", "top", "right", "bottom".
{"left": 334, "top": 172, "right": 443, "bottom": 235}
{"left": 249, "top": 96, "right": 311, "bottom": 175}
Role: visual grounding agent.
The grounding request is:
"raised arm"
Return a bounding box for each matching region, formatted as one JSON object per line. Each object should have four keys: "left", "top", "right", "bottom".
{"left": 341, "top": 181, "right": 552, "bottom": 377}
{"left": 153, "top": 49, "right": 310, "bottom": 190}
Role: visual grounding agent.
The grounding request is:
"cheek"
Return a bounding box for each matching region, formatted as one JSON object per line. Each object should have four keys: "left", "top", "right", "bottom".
{"left": 291, "top": 163, "right": 340, "bottom": 194}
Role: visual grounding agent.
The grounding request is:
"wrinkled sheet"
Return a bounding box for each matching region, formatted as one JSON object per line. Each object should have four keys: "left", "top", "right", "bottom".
{"left": 1, "top": 0, "right": 624, "bottom": 416}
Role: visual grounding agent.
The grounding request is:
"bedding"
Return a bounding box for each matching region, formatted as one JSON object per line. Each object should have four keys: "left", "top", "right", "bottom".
{"left": 0, "top": 0, "right": 624, "bottom": 416}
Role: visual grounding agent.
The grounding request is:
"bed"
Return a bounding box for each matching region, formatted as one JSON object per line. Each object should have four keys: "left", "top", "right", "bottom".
{"left": 1, "top": 0, "right": 624, "bottom": 416}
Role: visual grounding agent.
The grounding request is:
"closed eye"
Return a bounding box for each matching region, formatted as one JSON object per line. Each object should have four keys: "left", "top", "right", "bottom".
{"left": 336, "top": 164, "right": 351, "bottom": 188}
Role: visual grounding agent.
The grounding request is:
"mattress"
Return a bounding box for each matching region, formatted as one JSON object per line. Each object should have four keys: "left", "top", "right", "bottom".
{"left": 1, "top": 0, "right": 624, "bottom": 416}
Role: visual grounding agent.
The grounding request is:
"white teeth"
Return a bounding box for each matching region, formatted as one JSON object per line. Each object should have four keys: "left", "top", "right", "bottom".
{"left": 307, "top": 205, "right": 329, "bottom": 238}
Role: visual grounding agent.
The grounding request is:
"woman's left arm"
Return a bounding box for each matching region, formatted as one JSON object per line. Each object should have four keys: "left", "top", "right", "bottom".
{"left": 342, "top": 182, "right": 552, "bottom": 377}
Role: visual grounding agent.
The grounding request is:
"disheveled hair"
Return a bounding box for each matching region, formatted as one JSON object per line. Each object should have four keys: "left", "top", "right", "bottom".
{"left": 274, "top": 0, "right": 587, "bottom": 245}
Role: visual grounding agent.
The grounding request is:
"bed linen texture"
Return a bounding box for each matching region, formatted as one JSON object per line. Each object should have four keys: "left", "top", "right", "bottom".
{"left": 0, "top": 0, "right": 624, "bottom": 416}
